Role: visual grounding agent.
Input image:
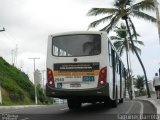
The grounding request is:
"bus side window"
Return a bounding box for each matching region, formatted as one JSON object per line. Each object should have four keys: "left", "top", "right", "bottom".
{"left": 119, "top": 61, "right": 122, "bottom": 75}
{"left": 118, "top": 59, "right": 120, "bottom": 74}
{"left": 116, "top": 55, "right": 119, "bottom": 73}
{"left": 108, "top": 42, "right": 112, "bottom": 67}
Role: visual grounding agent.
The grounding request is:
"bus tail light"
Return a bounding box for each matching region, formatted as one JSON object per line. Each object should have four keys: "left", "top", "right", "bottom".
{"left": 47, "top": 68, "right": 55, "bottom": 87}
{"left": 97, "top": 67, "right": 107, "bottom": 88}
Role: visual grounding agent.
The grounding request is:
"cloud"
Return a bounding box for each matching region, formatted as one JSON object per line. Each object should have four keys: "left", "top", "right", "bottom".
{"left": 0, "top": 0, "right": 159, "bottom": 81}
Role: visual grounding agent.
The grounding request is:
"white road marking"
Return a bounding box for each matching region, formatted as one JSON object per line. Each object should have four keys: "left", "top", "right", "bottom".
{"left": 20, "top": 118, "right": 29, "bottom": 120}
{"left": 137, "top": 101, "right": 144, "bottom": 120}
{"left": 125, "top": 101, "right": 144, "bottom": 120}
{"left": 125, "top": 101, "right": 133, "bottom": 114}
{"left": 2, "top": 109, "right": 25, "bottom": 114}
{"left": 1, "top": 106, "right": 46, "bottom": 114}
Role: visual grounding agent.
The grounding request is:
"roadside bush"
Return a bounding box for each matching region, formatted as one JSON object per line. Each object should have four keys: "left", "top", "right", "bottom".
{"left": 37, "top": 85, "right": 45, "bottom": 103}
{"left": 8, "top": 89, "right": 24, "bottom": 101}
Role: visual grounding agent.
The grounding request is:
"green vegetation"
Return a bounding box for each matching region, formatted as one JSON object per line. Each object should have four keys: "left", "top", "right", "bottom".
{"left": 134, "top": 75, "right": 145, "bottom": 96}
{"left": 0, "top": 57, "right": 48, "bottom": 105}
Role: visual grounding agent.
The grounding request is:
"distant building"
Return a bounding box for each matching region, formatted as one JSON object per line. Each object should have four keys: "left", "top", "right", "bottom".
{"left": 148, "top": 80, "right": 154, "bottom": 92}
{"left": 34, "top": 69, "right": 42, "bottom": 87}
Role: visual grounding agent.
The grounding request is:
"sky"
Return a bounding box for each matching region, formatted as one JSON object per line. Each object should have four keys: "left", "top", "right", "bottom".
{"left": 0, "top": 0, "right": 160, "bottom": 83}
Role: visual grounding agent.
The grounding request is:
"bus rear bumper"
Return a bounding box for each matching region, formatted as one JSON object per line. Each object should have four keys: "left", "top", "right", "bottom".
{"left": 46, "top": 83, "right": 109, "bottom": 100}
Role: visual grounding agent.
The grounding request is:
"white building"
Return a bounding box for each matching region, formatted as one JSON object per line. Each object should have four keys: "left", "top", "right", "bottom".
{"left": 34, "top": 69, "right": 42, "bottom": 87}
{"left": 148, "top": 80, "right": 154, "bottom": 92}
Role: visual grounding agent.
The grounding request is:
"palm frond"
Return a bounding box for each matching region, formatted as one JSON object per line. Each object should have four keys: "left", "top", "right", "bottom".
{"left": 110, "top": 36, "right": 121, "bottom": 41}
{"left": 129, "top": 43, "right": 141, "bottom": 55}
{"left": 87, "top": 15, "right": 113, "bottom": 29}
{"left": 87, "top": 8, "right": 118, "bottom": 16}
{"left": 132, "top": 10, "right": 156, "bottom": 23}
{"left": 129, "top": 33, "right": 140, "bottom": 40}
{"left": 128, "top": 17, "right": 138, "bottom": 39}
{"left": 113, "top": 41, "right": 124, "bottom": 50}
{"left": 100, "top": 14, "right": 121, "bottom": 32}
{"left": 130, "top": 40, "right": 144, "bottom": 45}
{"left": 128, "top": 0, "right": 155, "bottom": 11}
{"left": 119, "top": 46, "right": 125, "bottom": 56}
{"left": 114, "top": 23, "right": 128, "bottom": 38}
{"left": 114, "top": 41, "right": 125, "bottom": 56}
{"left": 114, "top": 0, "right": 133, "bottom": 8}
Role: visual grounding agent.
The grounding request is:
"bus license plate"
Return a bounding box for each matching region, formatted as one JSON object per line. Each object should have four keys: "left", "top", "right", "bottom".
{"left": 83, "top": 76, "right": 94, "bottom": 82}
{"left": 70, "top": 83, "right": 81, "bottom": 87}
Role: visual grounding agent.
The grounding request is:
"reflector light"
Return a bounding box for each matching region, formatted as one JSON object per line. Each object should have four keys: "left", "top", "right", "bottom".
{"left": 97, "top": 67, "right": 107, "bottom": 88}
{"left": 47, "top": 68, "right": 55, "bottom": 87}
{"left": 49, "top": 81, "right": 53, "bottom": 85}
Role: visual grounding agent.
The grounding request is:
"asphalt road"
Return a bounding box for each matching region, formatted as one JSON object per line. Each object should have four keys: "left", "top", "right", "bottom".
{"left": 0, "top": 100, "right": 158, "bottom": 120}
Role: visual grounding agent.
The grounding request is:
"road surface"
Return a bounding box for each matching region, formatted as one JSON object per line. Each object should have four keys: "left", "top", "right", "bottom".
{"left": 0, "top": 100, "right": 158, "bottom": 120}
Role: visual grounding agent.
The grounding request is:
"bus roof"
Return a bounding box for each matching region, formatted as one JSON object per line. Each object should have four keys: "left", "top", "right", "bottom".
{"left": 49, "top": 31, "right": 106, "bottom": 37}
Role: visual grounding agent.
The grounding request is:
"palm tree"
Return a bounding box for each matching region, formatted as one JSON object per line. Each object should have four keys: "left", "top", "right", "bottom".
{"left": 110, "top": 23, "right": 144, "bottom": 56}
{"left": 134, "top": 75, "right": 145, "bottom": 96}
{"left": 111, "top": 23, "right": 144, "bottom": 99}
{"left": 87, "top": 0, "right": 156, "bottom": 98}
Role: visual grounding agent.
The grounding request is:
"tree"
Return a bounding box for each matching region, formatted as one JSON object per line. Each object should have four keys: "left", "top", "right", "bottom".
{"left": 87, "top": 0, "right": 156, "bottom": 98}
{"left": 134, "top": 75, "right": 145, "bottom": 96}
{"left": 111, "top": 23, "right": 144, "bottom": 99}
{"left": 111, "top": 23, "right": 144, "bottom": 56}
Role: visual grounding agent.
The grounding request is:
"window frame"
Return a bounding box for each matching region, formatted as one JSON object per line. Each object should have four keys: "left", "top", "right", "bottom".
{"left": 51, "top": 34, "right": 101, "bottom": 57}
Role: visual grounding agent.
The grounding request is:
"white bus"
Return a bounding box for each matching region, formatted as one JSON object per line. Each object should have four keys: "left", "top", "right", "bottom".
{"left": 46, "top": 31, "right": 126, "bottom": 109}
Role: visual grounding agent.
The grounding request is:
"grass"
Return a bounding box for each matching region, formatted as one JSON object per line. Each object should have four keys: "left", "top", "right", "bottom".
{"left": 0, "top": 57, "right": 43, "bottom": 105}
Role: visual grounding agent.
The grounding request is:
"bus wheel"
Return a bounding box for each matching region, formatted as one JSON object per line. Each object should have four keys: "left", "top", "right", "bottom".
{"left": 111, "top": 99, "right": 118, "bottom": 107}
{"left": 111, "top": 88, "right": 118, "bottom": 107}
{"left": 119, "top": 98, "right": 123, "bottom": 103}
{"left": 67, "top": 99, "right": 81, "bottom": 110}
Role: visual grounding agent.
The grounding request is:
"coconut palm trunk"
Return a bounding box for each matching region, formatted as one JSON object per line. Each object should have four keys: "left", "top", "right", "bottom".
{"left": 123, "top": 16, "right": 151, "bottom": 98}
{"left": 125, "top": 42, "right": 133, "bottom": 99}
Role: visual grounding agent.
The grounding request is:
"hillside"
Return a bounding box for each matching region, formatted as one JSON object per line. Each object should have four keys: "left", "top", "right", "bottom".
{"left": 0, "top": 57, "right": 42, "bottom": 105}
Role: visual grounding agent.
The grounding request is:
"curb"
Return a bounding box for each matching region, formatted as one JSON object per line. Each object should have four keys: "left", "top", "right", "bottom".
{"left": 136, "top": 98, "right": 160, "bottom": 120}
{"left": 147, "top": 99, "right": 160, "bottom": 114}
{"left": 136, "top": 98, "right": 160, "bottom": 114}
{"left": 0, "top": 105, "right": 46, "bottom": 110}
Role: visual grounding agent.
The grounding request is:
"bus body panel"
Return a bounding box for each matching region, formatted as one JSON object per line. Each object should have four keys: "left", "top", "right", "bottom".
{"left": 46, "top": 31, "right": 125, "bottom": 103}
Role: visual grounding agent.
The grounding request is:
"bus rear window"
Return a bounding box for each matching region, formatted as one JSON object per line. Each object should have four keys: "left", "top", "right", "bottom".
{"left": 52, "top": 34, "right": 101, "bottom": 57}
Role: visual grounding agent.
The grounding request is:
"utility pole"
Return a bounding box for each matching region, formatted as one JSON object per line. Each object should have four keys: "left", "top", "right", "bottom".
{"left": 0, "top": 27, "right": 5, "bottom": 104}
{"left": 29, "top": 57, "right": 40, "bottom": 104}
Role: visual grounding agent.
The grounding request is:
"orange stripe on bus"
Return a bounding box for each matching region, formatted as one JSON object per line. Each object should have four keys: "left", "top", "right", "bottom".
{"left": 53, "top": 70, "right": 99, "bottom": 76}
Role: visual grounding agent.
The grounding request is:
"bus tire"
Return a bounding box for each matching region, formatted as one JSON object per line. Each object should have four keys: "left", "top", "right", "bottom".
{"left": 67, "top": 99, "right": 81, "bottom": 110}
{"left": 111, "top": 87, "right": 118, "bottom": 107}
{"left": 111, "top": 99, "right": 118, "bottom": 107}
{"left": 119, "top": 98, "right": 123, "bottom": 103}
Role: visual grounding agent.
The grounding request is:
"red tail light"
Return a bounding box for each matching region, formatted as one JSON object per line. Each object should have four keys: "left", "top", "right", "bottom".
{"left": 97, "top": 67, "right": 107, "bottom": 88}
{"left": 47, "top": 68, "right": 55, "bottom": 87}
